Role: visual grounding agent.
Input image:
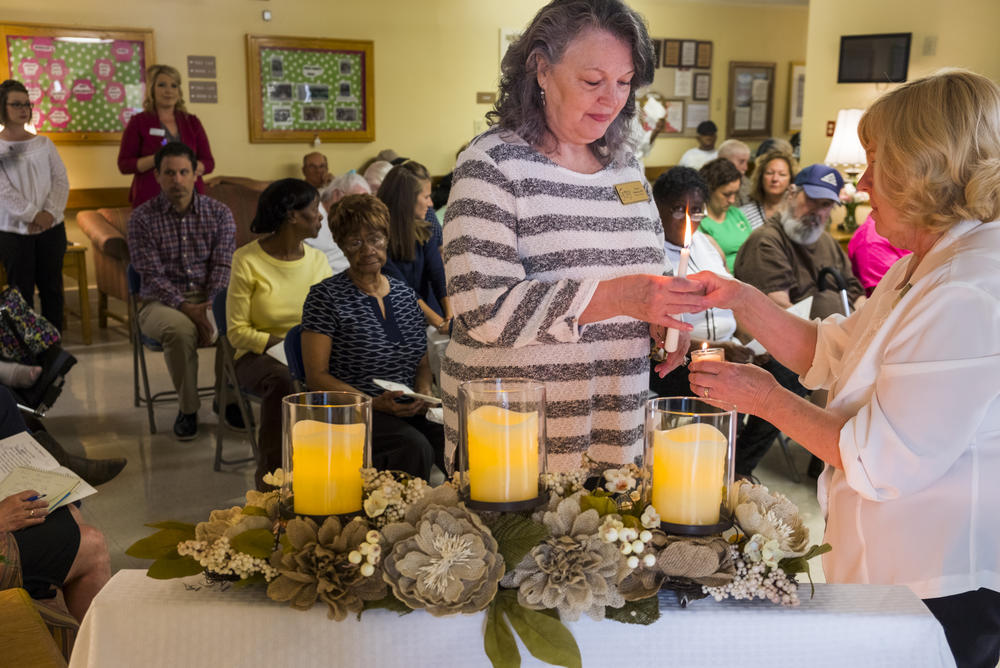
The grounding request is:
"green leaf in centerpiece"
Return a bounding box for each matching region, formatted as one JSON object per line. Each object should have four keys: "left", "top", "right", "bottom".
{"left": 486, "top": 514, "right": 549, "bottom": 572}
{"left": 484, "top": 594, "right": 520, "bottom": 668}
{"left": 605, "top": 595, "right": 660, "bottom": 625}
{"left": 230, "top": 529, "right": 277, "bottom": 559}
{"left": 579, "top": 493, "right": 617, "bottom": 517}
{"left": 501, "top": 594, "right": 582, "bottom": 668}
{"left": 147, "top": 553, "right": 203, "bottom": 579}
{"left": 359, "top": 595, "right": 413, "bottom": 618}
{"left": 241, "top": 505, "right": 269, "bottom": 517}
{"left": 144, "top": 521, "right": 197, "bottom": 533}
{"left": 126, "top": 529, "right": 195, "bottom": 560}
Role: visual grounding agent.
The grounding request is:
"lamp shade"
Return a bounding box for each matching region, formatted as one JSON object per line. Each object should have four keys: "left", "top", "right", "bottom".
{"left": 824, "top": 108, "right": 866, "bottom": 169}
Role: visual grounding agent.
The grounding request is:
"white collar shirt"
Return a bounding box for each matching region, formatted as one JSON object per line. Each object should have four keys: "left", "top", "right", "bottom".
{"left": 803, "top": 219, "right": 1000, "bottom": 599}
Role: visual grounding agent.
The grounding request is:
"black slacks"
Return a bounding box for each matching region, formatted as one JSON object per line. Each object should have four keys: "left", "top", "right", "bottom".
{"left": 0, "top": 224, "right": 67, "bottom": 331}
{"left": 924, "top": 588, "right": 1000, "bottom": 668}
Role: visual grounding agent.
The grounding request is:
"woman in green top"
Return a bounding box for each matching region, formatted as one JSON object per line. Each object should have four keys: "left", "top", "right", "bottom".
{"left": 697, "top": 157, "right": 752, "bottom": 271}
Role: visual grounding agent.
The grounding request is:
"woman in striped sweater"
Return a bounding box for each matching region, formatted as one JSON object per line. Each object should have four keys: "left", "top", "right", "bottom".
{"left": 442, "top": 0, "right": 702, "bottom": 472}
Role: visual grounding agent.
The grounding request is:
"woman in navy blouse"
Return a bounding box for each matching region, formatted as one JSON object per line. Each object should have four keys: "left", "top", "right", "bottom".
{"left": 300, "top": 194, "right": 443, "bottom": 479}
{"left": 377, "top": 161, "right": 452, "bottom": 333}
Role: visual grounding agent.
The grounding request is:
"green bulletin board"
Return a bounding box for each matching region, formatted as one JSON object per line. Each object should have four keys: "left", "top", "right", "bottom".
{"left": 246, "top": 35, "right": 374, "bottom": 143}
{"left": 1, "top": 23, "right": 153, "bottom": 143}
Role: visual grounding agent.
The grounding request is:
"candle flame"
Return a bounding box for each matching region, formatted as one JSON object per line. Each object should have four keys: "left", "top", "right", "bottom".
{"left": 683, "top": 206, "right": 692, "bottom": 248}
{"left": 701, "top": 341, "right": 709, "bottom": 351}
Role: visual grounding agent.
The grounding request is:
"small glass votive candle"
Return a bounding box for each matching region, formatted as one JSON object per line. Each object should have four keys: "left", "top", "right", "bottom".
{"left": 690, "top": 346, "right": 725, "bottom": 363}
{"left": 282, "top": 391, "right": 371, "bottom": 518}
{"left": 643, "top": 396, "right": 736, "bottom": 536}
{"left": 457, "top": 378, "right": 547, "bottom": 512}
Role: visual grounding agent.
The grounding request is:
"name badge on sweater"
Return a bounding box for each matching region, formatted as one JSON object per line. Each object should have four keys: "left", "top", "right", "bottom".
{"left": 614, "top": 181, "right": 648, "bottom": 205}
{"left": 149, "top": 127, "right": 166, "bottom": 137}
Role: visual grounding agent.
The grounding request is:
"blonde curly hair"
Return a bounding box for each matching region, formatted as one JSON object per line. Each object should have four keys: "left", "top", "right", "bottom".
{"left": 858, "top": 68, "right": 1000, "bottom": 232}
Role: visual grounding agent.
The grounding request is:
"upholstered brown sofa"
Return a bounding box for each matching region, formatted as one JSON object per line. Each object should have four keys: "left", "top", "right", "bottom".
{"left": 76, "top": 181, "right": 262, "bottom": 331}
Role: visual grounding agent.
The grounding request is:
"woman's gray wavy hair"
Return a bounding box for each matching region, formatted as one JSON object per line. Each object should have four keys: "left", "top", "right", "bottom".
{"left": 487, "top": 0, "right": 654, "bottom": 166}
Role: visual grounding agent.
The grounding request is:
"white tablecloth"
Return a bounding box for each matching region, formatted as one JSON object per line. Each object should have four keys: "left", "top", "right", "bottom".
{"left": 69, "top": 570, "right": 955, "bottom": 668}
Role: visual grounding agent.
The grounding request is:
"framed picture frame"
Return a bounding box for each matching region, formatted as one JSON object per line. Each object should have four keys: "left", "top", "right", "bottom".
{"left": 787, "top": 61, "right": 806, "bottom": 132}
{"left": 696, "top": 41, "right": 713, "bottom": 69}
{"left": 246, "top": 34, "right": 374, "bottom": 143}
{"left": 662, "top": 39, "right": 680, "bottom": 68}
{"left": 727, "top": 61, "right": 775, "bottom": 138}
{"left": 692, "top": 72, "right": 711, "bottom": 101}
{"left": 0, "top": 21, "right": 154, "bottom": 144}
{"left": 680, "top": 40, "right": 697, "bottom": 68}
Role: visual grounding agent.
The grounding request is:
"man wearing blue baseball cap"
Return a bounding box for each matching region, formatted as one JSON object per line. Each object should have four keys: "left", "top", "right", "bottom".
{"left": 733, "top": 163, "right": 865, "bottom": 321}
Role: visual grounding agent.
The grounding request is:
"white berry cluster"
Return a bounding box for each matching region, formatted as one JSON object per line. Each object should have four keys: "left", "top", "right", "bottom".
{"left": 703, "top": 544, "right": 800, "bottom": 605}
{"left": 597, "top": 516, "right": 656, "bottom": 570}
{"left": 539, "top": 468, "right": 588, "bottom": 497}
{"left": 347, "top": 529, "right": 382, "bottom": 578}
{"left": 177, "top": 537, "right": 278, "bottom": 581}
{"left": 361, "top": 469, "right": 428, "bottom": 527}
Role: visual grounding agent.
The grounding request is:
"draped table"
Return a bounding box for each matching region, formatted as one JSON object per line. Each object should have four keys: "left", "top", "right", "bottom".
{"left": 69, "top": 569, "right": 955, "bottom": 668}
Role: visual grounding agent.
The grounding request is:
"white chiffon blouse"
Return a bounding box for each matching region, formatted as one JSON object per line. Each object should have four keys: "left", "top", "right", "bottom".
{"left": 802, "top": 219, "right": 1000, "bottom": 599}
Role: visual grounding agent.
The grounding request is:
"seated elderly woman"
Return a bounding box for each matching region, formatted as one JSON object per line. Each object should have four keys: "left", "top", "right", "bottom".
{"left": 301, "top": 194, "right": 444, "bottom": 480}
{"left": 0, "top": 387, "right": 110, "bottom": 622}
{"left": 683, "top": 69, "right": 1000, "bottom": 667}
{"left": 227, "top": 178, "right": 333, "bottom": 488}
{"left": 648, "top": 167, "right": 806, "bottom": 475}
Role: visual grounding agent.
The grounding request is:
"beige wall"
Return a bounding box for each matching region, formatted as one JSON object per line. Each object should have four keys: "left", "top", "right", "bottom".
{"left": 634, "top": 0, "right": 808, "bottom": 167}
{"left": 3, "top": 0, "right": 806, "bottom": 188}
{"left": 801, "top": 0, "right": 1000, "bottom": 166}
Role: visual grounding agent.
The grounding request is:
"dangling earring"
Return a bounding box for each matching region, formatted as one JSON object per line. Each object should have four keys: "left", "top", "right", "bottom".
{"left": 540, "top": 88, "right": 546, "bottom": 107}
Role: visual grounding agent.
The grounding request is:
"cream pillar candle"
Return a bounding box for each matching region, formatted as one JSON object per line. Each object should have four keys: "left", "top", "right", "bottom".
{"left": 651, "top": 422, "right": 728, "bottom": 526}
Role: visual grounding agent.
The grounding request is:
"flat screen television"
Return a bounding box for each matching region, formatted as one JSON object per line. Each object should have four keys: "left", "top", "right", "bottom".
{"left": 837, "top": 33, "right": 911, "bottom": 83}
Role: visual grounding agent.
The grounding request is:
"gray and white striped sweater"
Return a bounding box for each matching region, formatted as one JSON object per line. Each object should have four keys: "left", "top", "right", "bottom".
{"left": 441, "top": 128, "right": 664, "bottom": 472}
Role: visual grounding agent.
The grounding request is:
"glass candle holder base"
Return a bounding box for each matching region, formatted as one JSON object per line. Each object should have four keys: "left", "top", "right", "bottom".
{"left": 659, "top": 514, "right": 732, "bottom": 536}
{"left": 278, "top": 502, "right": 364, "bottom": 524}
{"left": 463, "top": 490, "right": 548, "bottom": 513}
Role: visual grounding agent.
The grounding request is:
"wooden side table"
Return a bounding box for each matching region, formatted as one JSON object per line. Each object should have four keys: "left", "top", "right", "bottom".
{"left": 62, "top": 242, "right": 92, "bottom": 344}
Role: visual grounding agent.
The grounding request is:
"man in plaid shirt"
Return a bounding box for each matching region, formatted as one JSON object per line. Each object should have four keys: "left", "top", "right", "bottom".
{"left": 128, "top": 142, "right": 236, "bottom": 440}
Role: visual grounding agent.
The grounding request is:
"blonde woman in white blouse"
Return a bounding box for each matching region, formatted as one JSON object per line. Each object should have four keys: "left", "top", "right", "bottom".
{"left": 683, "top": 70, "right": 1000, "bottom": 668}
{"left": 0, "top": 79, "right": 70, "bottom": 330}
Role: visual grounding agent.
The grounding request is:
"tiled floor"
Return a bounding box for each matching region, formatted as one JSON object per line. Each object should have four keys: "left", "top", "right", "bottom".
{"left": 47, "top": 316, "right": 827, "bottom": 580}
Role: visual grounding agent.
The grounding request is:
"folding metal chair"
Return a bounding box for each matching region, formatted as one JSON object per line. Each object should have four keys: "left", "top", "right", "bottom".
{"left": 212, "top": 290, "right": 260, "bottom": 471}
{"left": 283, "top": 324, "right": 307, "bottom": 392}
{"left": 127, "top": 265, "right": 215, "bottom": 434}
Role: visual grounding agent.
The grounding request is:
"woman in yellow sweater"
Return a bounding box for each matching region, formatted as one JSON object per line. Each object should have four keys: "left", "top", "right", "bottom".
{"left": 227, "top": 178, "right": 332, "bottom": 488}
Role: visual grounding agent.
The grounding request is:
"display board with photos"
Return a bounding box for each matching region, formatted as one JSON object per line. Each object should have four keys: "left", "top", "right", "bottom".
{"left": 246, "top": 35, "right": 374, "bottom": 143}
{"left": 727, "top": 61, "right": 775, "bottom": 139}
{"left": 0, "top": 22, "right": 154, "bottom": 143}
{"left": 644, "top": 38, "right": 713, "bottom": 138}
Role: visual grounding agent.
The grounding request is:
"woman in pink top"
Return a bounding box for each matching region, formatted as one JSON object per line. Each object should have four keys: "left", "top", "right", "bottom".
{"left": 847, "top": 214, "right": 911, "bottom": 296}
{"left": 117, "top": 64, "right": 214, "bottom": 207}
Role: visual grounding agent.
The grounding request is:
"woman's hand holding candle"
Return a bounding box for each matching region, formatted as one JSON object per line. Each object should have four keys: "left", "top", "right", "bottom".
{"left": 688, "top": 357, "right": 779, "bottom": 416}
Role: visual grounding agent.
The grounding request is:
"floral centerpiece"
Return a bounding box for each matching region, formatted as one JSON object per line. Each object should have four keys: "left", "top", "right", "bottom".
{"left": 128, "top": 466, "right": 829, "bottom": 668}
{"left": 839, "top": 181, "right": 870, "bottom": 231}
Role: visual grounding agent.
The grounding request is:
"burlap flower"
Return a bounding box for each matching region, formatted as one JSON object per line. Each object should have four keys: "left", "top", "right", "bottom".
{"left": 380, "top": 485, "right": 504, "bottom": 616}
{"left": 267, "top": 516, "right": 387, "bottom": 620}
{"left": 501, "top": 492, "right": 629, "bottom": 621}
{"left": 733, "top": 481, "right": 809, "bottom": 557}
{"left": 619, "top": 532, "right": 735, "bottom": 600}
{"left": 195, "top": 506, "right": 273, "bottom": 545}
